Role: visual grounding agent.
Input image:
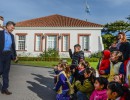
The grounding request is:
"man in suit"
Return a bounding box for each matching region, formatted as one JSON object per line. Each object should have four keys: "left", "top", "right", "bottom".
{"left": 0, "top": 21, "right": 17, "bottom": 95}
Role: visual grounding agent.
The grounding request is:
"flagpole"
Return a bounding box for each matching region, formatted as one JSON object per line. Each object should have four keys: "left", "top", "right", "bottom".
{"left": 85, "top": 0, "right": 90, "bottom": 21}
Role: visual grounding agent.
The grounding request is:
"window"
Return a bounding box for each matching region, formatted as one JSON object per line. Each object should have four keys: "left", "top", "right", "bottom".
{"left": 47, "top": 36, "right": 57, "bottom": 49}
{"left": 18, "top": 35, "right": 26, "bottom": 50}
{"left": 98, "top": 36, "right": 102, "bottom": 51}
{"left": 35, "top": 34, "right": 42, "bottom": 51}
{"left": 62, "top": 34, "right": 70, "bottom": 52}
{"left": 15, "top": 33, "right": 27, "bottom": 51}
{"left": 79, "top": 35, "right": 89, "bottom": 51}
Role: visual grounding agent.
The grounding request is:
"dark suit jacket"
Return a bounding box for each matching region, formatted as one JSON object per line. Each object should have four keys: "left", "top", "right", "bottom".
{"left": 0, "top": 30, "right": 17, "bottom": 60}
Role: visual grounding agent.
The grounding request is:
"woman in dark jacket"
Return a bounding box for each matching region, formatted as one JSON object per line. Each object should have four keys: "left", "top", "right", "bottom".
{"left": 117, "top": 32, "right": 130, "bottom": 74}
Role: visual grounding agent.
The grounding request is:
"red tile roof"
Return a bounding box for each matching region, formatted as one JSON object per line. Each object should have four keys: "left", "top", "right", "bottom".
{"left": 16, "top": 14, "right": 103, "bottom": 27}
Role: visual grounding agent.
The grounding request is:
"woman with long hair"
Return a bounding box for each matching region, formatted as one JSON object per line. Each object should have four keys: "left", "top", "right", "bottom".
{"left": 117, "top": 32, "right": 130, "bottom": 85}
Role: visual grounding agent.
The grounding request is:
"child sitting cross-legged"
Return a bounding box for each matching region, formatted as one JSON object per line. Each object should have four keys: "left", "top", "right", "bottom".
{"left": 90, "top": 77, "right": 108, "bottom": 100}
{"left": 75, "top": 67, "right": 95, "bottom": 100}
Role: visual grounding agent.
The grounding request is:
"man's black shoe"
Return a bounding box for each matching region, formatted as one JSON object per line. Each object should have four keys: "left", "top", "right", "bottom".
{"left": 1, "top": 89, "right": 12, "bottom": 95}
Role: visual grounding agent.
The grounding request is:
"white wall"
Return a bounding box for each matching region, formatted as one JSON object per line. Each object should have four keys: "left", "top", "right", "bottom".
{"left": 13, "top": 27, "right": 104, "bottom": 57}
{"left": 0, "top": 19, "right": 4, "bottom": 30}
{"left": 0, "top": 27, "right": 3, "bottom": 30}
{"left": 0, "top": 20, "right": 3, "bottom": 26}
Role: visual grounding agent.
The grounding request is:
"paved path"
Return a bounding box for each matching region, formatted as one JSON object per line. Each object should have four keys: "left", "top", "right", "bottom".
{"left": 0, "top": 65, "right": 56, "bottom": 100}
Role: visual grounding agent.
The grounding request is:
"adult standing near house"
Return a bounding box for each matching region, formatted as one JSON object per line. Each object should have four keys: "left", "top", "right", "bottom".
{"left": 69, "top": 44, "right": 85, "bottom": 85}
{"left": 117, "top": 32, "right": 130, "bottom": 82}
{"left": 0, "top": 21, "right": 17, "bottom": 95}
{"left": 69, "top": 44, "right": 85, "bottom": 68}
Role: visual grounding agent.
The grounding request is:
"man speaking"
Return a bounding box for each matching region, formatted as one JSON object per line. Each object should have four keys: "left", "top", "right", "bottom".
{"left": 0, "top": 21, "right": 17, "bottom": 95}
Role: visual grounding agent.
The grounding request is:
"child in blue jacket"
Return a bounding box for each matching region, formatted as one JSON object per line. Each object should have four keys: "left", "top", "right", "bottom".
{"left": 55, "top": 64, "right": 70, "bottom": 100}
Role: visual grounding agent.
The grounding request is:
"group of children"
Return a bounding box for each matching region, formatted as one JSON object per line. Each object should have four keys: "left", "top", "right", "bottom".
{"left": 53, "top": 43, "right": 130, "bottom": 100}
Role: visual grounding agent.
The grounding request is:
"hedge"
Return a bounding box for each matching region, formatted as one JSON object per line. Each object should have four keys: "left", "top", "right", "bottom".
{"left": 18, "top": 57, "right": 99, "bottom": 62}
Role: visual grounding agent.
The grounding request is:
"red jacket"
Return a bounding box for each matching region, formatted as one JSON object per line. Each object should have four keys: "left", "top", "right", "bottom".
{"left": 99, "top": 50, "right": 110, "bottom": 74}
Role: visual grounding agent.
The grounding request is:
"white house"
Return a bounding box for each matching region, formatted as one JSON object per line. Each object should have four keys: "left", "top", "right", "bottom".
{"left": 1, "top": 14, "right": 104, "bottom": 57}
{"left": 0, "top": 16, "right": 4, "bottom": 30}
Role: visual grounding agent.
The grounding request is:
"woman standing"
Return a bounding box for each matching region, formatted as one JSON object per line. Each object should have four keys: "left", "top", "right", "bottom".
{"left": 117, "top": 32, "right": 130, "bottom": 84}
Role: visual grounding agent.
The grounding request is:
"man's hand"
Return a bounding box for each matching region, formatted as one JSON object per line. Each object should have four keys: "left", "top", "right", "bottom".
{"left": 14, "top": 57, "right": 18, "bottom": 63}
{"left": 69, "top": 49, "right": 73, "bottom": 59}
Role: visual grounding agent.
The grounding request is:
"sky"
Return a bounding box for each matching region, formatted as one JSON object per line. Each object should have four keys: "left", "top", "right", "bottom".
{"left": 0, "top": 0, "right": 130, "bottom": 25}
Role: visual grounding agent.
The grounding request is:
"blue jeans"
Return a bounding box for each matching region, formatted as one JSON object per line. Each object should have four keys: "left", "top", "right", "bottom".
{"left": 0, "top": 53, "right": 11, "bottom": 90}
{"left": 76, "top": 91, "right": 88, "bottom": 100}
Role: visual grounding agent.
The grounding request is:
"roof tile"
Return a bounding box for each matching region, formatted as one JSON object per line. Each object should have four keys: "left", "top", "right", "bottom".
{"left": 16, "top": 14, "right": 103, "bottom": 27}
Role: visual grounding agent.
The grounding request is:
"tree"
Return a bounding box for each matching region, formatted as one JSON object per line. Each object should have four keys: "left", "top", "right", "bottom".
{"left": 103, "top": 20, "right": 130, "bottom": 34}
{"left": 102, "top": 33, "right": 116, "bottom": 49}
{"left": 126, "top": 15, "right": 130, "bottom": 22}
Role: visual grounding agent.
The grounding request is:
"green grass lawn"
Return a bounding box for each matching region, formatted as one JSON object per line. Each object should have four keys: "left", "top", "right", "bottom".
{"left": 12, "top": 61, "right": 98, "bottom": 69}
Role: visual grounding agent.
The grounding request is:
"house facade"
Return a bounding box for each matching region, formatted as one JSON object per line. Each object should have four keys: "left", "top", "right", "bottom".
{"left": 1, "top": 14, "right": 104, "bottom": 58}
{"left": 0, "top": 16, "right": 4, "bottom": 30}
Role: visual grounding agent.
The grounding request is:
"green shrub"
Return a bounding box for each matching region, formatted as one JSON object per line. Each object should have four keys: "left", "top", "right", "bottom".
{"left": 18, "top": 57, "right": 99, "bottom": 62}
{"left": 60, "top": 58, "right": 72, "bottom": 62}
{"left": 39, "top": 49, "right": 59, "bottom": 58}
{"left": 18, "top": 57, "right": 38, "bottom": 61}
{"left": 89, "top": 52, "right": 102, "bottom": 58}
{"left": 17, "top": 49, "right": 100, "bottom": 62}
{"left": 18, "top": 57, "right": 60, "bottom": 61}
{"left": 85, "top": 57, "right": 99, "bottom": 62}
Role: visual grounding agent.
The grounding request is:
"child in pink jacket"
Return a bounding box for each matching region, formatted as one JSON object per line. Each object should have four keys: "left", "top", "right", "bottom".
{"left": 90, "top": 77, "right": 108, "bottom": 100}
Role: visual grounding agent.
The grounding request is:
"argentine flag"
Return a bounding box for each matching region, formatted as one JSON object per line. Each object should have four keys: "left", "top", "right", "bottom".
{"left": 85, "top": 0, "right": 90, "bottom": 14}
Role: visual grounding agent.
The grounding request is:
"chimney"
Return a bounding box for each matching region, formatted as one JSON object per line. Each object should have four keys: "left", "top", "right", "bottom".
{"left": 0, "top": 16, "right": 4, "bottom": 26}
